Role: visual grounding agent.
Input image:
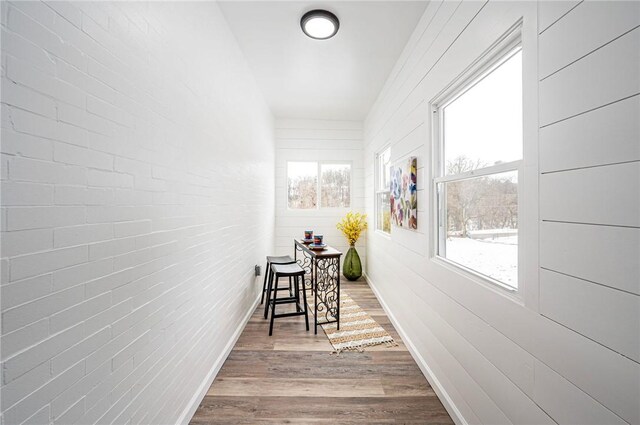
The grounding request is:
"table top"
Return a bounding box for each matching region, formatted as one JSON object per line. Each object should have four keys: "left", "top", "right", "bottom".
{"left": 294, "top": 239, "right": 342, "bottom": 258}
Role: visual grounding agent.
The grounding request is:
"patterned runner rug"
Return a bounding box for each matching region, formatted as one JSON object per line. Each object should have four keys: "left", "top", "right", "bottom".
{"left": 320, "top": 292, "right": 397, "bottom": 353}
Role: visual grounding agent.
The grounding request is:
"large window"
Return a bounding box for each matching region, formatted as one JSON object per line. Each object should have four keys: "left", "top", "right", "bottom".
{"left": 287, "top": 161, "right": 351, "bottom": 209}
{"left": 375, "top": 146, "right": 391, "bottom": 233}
{"left": 433, "top": 41, "right": 522, "bottom": 290}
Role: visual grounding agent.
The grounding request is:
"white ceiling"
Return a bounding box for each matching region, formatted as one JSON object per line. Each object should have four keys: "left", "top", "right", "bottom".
{"left": 218, "top": 1, "right": 428, "bottom": 121}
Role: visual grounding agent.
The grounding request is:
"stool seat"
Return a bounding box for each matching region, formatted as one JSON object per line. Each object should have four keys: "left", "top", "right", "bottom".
{"left": 270, "top": 263, "right": 305, "bottom": 276}
{"left": 267, "top": 255, "right": 295, "bottom": 264}
{"left": 261, "top": 255, "right": 296, "bottom": 306}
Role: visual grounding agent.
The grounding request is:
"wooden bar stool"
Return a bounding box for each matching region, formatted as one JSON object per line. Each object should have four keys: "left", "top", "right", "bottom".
{"left": 267, "top": 263, "right": 309, "bottom": 336}
{"left": 261, "top": 255, "right": 296, "bottom": 309}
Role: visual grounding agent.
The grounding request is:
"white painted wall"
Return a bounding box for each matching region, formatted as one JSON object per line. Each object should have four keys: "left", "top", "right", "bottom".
{"left": 274, "top": 119, "right": 366, "bottom": 269}
{"left": 364, "top": 1, "right": 639, "bottom": 424}
{"left": 0, "top": 2, "right": 275, "bottom": 425}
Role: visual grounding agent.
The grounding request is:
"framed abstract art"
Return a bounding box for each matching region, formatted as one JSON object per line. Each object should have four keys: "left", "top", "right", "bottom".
{"left": 390, "top": 156, "right": 417, "bottom": 229}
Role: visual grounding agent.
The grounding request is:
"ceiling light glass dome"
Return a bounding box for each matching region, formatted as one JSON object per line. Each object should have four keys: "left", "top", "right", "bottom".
{"left": 300, "top": 10, "right": 339, "bottom": 40}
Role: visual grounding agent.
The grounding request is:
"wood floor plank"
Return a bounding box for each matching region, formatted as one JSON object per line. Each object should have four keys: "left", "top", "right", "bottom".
{"left": 208, "top": 377, "right": 386, "bottom": 397}
{"left": 192, "top": 396, "right": 453, "bottom": 423}
{"left": 216, "top": 351, "right": 425, "bottom": 380}
{"left": 189, "top": 279, "right": 453, "bottom": 424}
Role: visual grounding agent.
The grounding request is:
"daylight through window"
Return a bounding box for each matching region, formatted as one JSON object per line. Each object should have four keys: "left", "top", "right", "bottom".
{"left": 287, "top": 162, "right": 318, "bottom": 209}
{"left": 321, "top": 163, "right": 351, "bottom": 208}
{"left": 434, "top": 44, "right": 522, "bottom": 290}
{"left": 375, "top": 146, "right": 391, "bottom": 233}
{"left": 287, "top": 161, "right": 351, "bottom": 209}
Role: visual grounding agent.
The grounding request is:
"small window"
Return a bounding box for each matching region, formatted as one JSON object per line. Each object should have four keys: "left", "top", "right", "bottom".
{"left": 287, "top": 161, "right": 351, "bottom": 209}
{"left": 375, "top": 146, "right": 391, "bottom": 233}
{"left": 433, "top": 41, "right": 522, "bottom": 290}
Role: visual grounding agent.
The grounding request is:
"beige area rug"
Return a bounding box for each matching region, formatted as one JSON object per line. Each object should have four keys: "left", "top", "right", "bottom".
{"left": 319, "top": 292, "right": 397, "bottom": 353}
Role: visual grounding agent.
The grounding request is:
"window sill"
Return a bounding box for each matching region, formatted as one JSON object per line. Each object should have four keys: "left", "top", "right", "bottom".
{"left": 432, "top": 256, "right": 523, "bottom": 305}
{"left": 285, "top": 207, "right": 352, "bottom": 213}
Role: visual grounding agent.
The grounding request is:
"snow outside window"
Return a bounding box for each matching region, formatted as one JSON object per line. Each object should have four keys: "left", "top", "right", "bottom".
{"left": 433, "top": 42, "right": 522, "bottom": 291}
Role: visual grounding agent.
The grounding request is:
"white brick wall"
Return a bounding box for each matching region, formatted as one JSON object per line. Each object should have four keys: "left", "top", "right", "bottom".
{"left": 0, "top": 2, "right": 275, "bottom": 424}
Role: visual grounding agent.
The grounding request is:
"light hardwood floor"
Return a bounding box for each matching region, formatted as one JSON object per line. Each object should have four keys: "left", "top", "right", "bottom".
{"left": 190, "top": 279, "right": 454, "bottom": 424}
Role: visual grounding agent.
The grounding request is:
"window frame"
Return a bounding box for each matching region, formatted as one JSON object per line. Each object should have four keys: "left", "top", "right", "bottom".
{"left": 374, "top": 145, "right": 392, "bottom": 235}
{"left": 430, "top": 28, "right": 523, "bottom": 295}
{"left": 286, "top": 160, "right": 353, "bottom": 211}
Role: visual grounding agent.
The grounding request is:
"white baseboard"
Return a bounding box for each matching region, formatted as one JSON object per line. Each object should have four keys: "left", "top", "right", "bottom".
{"left": 176, "top": 293, "right": 261, "bottom": 425}
{"left": 363, "top": 272, "right": 467, "bottom": 425}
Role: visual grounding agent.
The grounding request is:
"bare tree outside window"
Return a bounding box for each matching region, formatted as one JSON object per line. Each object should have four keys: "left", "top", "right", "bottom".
{"left": 288, "top": 162, "right": 317, "bottom": 209}
{"left": 321, "top": 164, "right": 351, "bottom": 208}
{"left": 287, "top": 162, "right": 351, "bottom": 209}
{"left": 444, "top": 156, "right": 517, "bottom": 238}
{"left": 435, "top": 44, "right": 522, "bottom": 289}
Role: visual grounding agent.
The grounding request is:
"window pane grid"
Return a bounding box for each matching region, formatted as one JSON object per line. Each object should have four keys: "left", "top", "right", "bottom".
{"left": 434, "top": 160, "right": 522, "bottom": 184}
{"left": 433, "top": 43, "right": 522, "bottom": 290}
{"left": 287, "top": 161, "right": 351, "bottom": 210}
{"left": 375, "top": 146, "right": 392, "bottom": 233}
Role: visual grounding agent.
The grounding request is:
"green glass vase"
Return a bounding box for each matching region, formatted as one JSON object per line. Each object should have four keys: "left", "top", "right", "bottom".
{"left": 343, "top": 245, "right": 362, "bottom": 281}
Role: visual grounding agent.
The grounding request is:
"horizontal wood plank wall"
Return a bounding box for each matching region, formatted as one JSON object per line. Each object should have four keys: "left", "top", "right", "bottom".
{"left": 274, "top": 119, "right": 366, "bottom": 268}
{"left": 363, "top": 1, "right": 639, "bottom": 424}
{"left": 537, "top": 0, "right": 640, "bottom": 408}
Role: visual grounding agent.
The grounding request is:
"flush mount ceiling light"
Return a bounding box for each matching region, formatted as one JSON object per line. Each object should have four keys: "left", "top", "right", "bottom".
{"left": 300, "top": 9, "right": 339, "bottom": 40}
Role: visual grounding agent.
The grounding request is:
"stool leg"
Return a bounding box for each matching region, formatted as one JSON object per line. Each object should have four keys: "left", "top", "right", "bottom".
{"left": 294, "top": 275, "right": 301, "bottom": 312}
{"left": 269, "top": 273, "right": 278, "bottom": 336}
{"left": 264, "top": 267, "right": 274, "bottom": 319}
{"left": 260, "top": 261, "right": 269, "bottom": 305}
{"left": 289, "top": 276, "right": 293, "bottom": 296}
{"left": 299, "top": 275, "right": 309, "bottom": 331}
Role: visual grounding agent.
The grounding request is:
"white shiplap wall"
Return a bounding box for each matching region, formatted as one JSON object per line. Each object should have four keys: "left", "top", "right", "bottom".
{"left": 0, "top": 2, "right": 275, "bottom": 425}
{"left": 364, "top": 1, "right": 639, "bottom": 424}
{"left": 274, "top": 119, "right": 366, "bottom": 269}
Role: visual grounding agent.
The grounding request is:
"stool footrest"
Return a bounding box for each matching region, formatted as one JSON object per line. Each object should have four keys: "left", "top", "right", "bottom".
{"left": 273, "top": 297, "right": 297, "bottom": 304}
{"left": 272, "top": 309, "right": 307, "bottom": 319}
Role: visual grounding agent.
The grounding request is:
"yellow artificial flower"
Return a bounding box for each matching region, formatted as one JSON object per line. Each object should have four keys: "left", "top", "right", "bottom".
{"left": 336, "top": 211, "right": 368, "bottom": 246}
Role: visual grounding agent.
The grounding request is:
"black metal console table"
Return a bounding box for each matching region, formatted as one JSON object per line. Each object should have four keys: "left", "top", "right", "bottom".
{"left": 294, "top": 239, "right": 342, "bottom": 334}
